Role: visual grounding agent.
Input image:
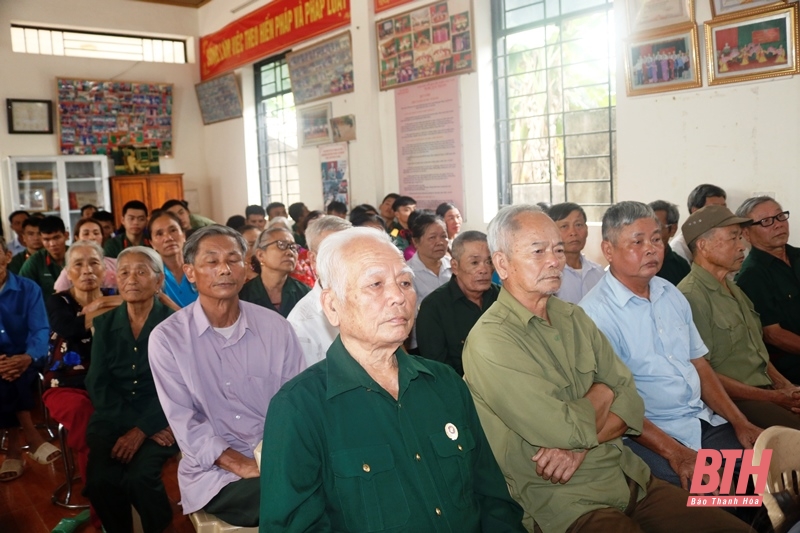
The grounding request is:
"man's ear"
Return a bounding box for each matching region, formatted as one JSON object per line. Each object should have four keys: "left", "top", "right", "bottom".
{"left": 601, "top": 240, "right": 613, "bottom": 264}
{"left": 741, "top": 226, "right": 752, "bottom": 244}
{"left": 492, "top": 252, "right": 508, "bottom": 281}
{"left": 320, "top": 288, "right": 341, "bottom": 327}
{"left": 183, "top": 263, "right": 196, "bottom": 284}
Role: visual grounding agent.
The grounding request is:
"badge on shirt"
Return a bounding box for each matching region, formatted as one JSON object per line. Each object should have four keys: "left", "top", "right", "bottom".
{"left": 445, "top": 423, "right": 458, "bottom": 440}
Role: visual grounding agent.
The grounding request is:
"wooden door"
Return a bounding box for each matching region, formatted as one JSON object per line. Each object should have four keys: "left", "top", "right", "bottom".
{"left": 111, "top": 176, "right": 149, "bottom": 227}
{"left": 147, "top": 174, "right": 183, "bottom": 210}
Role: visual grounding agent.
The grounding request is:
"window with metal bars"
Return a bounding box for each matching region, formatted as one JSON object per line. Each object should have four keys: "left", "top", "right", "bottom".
{"left": 255, "top": 56, "right": 300, "bottom": 207}
{"left": 493, "top": 0, "right": 616, "bottom": 221}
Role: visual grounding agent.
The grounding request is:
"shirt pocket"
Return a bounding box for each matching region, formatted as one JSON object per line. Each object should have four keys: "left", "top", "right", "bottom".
{"left": 330, "top": 444, "right": 410, "bottom": 532}
{"left": 428, "top": 427, "right": 476, "bottom": 509}
{"left": 711, "top": 314, "right": 747, "bottom": 357}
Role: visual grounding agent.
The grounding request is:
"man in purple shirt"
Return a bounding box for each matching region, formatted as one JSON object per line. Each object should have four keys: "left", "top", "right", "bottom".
{"left": 149, "top": 225, "right": 305, "bottom": 527}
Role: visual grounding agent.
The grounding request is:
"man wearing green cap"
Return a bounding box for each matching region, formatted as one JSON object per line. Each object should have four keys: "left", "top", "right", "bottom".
{"left": 678, "top": 205, "right": 800, "bottom": 430}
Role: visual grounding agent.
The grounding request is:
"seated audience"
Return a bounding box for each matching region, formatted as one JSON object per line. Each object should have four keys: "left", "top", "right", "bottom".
{"left": 288, "top": 202, "right": 309, "bottom": 248}
{"left": 650, "top": 200, "right": 690, "bottom": 285}
{"left": 80, "top": 204, "right": 98, "bottom": 219}
{"left": 580, "top": 201, "right": 761, "bottom": 490}
{"left": 0, "top": 236, "right": 55, "bottom": 482}
{"left": 44, "top": 239, "right": 122, "bottom": 526}
{"left": 239, "top": 225, "right": 310, "bottom": 317}
{"left": 267, "top": 217, "right": 315, "bottom": 287}
{"left": 7, "top": 210, "right": 29, "bottom": 256}
{"left": 266, "top": 202, "right": 288, "bottom": 220}
{"left": 150, "top": 225, "right": 305, "bottom": 527}
{"left": 93, "top": 210, "right": 116, "bottom": 242}
{"left": 239, "top": 224, "right": 262, "bottom": 281}
{"left": 417, "top": 230, "right": 498, "bottom": 376}
{"left": 84, "top": 246, "right": 177, "bottom": 532}
{"left": 736, "top": 196, "right": 800, "bottom": 384}
{"left": 325, "top": 200, "right": 348, "bottom": 219}
{"left": 547, "top": 202, "right": 604, "bottom": 303}
{"left": 8, "top": 217, "right": 43, "bottom": 274}
{"left": 435, "top": 202, "right": 463, "bottom": 250}
{"left": 287, "top": 216, "right": 352, "bottom": 366}
{"left": 245, "top": 205, "right": 267, "bottom": 230}
{"left": 260, "top": 228, "right": 525, "bottom": 531}
{"left": 20, "top": 215, "right": 69, "bottom": 295}
{"left": 350, "top": 212, "right": 385, "bottom": 230}
{"left": 378, "top": 192, "right": 400, "bottom": 230}
{"left": 226, "top": 214, "right": 247, "bottom": 230}
{"left": 104, "top": 200, "right": 151, "bottom": 259}
{"left": 462, "top": 205, "right": 749, "bottom": 533}
{"left": 389, "top": 195, "right": 416, "bottom": 253}
{"left": 348, "top": 203, "right": 378, "bottom": 222}
{"left": 678, "top": 205, "right": 800, "bottom": 430}
{"left": 671, "top": 184, "right": 727, "bottom": 262}
{"left": 148, "top": 211, "right": 197, "bottom": 308}
{"left": 54, "top": 218, "right": 117, "bottom": 291}
{"left": 162, "top": 199, "right": 215, "bottom": 235}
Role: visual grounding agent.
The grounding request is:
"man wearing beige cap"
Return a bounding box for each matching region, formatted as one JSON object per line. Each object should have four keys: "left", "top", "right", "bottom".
{"left": 678, "top": 205, "right": 800, "bottom": 430}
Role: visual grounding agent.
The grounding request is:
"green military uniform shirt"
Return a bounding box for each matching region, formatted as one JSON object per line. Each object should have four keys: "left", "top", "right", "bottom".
{"left": 189, "top": 213, "right": 215, "bottom": 230}
{"left": 656, "top": 244, "right": 691, "bottom": 286}
{"left": 463, "top": 289, "right": 650, "bottom": 533}
{"left": 238, "top": 275, "right": 309, "bottom": 318}
{"left": 291, "top": 222, "right": 307, "bottom": 249}
{"left": 417, "top": 277, "right": 501, "bottom": 376}
{"left": 260, "top": 336, "right": 524, "bottom": 532}
{"left": 19, "top": 248, "right": 65, "bottom": 295}
{"left": 86, "top": 301, "right": 173, "bottom": 437}
{"left": 679, "top": 263, "right": 772, "bottom": 387}
{"left": 103, "top": 233, "right": 151, "bottom": 259}
{"left": 7, "top": 249, "right": 33, "bottom": 275}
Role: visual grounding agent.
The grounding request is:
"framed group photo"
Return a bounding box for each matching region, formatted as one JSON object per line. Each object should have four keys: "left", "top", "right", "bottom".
{"left": 710, "top": 0, "right": 785, "bottom": 18}
{"left": 705, "top": 3, "right": 799, "bottom": 85}
{"left": 626, "top": 0, "right": 694, "bottom": 33}
{"left": 624, "top": 24, "right": 702, "bottom": 96}
{"left": 297, "top": 103, "right": 333, "bottom": 147}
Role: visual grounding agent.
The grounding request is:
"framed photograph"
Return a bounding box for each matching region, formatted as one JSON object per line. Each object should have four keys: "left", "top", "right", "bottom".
{"left": 626, "top": 0, "right": 694, "bottom": 34}
{"left": 21, "top": 187, "right": 48, "bottom": 212}
{"left": 705, "top": 3, "right": 799, "bottom": 86}
{"left": 624, "top": 24, "right": 702, "bottom": 96}
{"left": 710, "top": 0, "right": 785, "bottom": 18}
{"left": 7, "top": 99, "right": 53, "bottom": 134}
{"left": 297, "top": 103, "right": 333, "bottom": 147}
{"left": 195, "top": 73, "right": 243, "bottom": 125}
{"left": 287, "top": 32, "right": 354, "bottom": 105}
{"left": 330, "top": 115, "right": 356, "bottom": 142}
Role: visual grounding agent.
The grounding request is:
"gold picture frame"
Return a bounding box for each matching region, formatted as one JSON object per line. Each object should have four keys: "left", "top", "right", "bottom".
{"left": 624, "top": 23, "right": 702, "bottom": 96}
{"left": 705, "top": 3, "right": 799, "bottom": 86}
{"left": 710, "top": 0, "right": 785, "bottom": 18}
{"left": 626, "top": 0, "right": 695, "bottom": 34}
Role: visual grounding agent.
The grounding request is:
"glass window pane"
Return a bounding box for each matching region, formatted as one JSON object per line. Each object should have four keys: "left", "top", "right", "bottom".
{"left": 565, "top": 132, "right": 610, "bottom": 157}
{"left": 565, "top": 156, "right": 611, "bottom": 180}
{"left": 564, "top": 108, "right": 610, "bottom": 134}
{"left": 566, "top": 181, "right": 611, "bottom": 203}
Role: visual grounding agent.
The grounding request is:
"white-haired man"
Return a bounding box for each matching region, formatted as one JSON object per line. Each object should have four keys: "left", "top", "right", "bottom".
{"left": 260, "top": 227, "right": 525, "bottom": 531}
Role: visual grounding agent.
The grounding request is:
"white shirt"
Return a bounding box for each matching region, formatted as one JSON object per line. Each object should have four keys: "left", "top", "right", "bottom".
{"left": 287, "top": 283, "right": 339, "bottom": 367}
{"left": 670, "top": 231, "right": 692, "bottom": 263}
{"left": 407, "top": 252, "right": 452, "bottom": 349}
{"left": 8, "top": 236, "right": 25, "bottom": 257}
{"left": 556, "top": 254, "right": 604, "bottom": 304}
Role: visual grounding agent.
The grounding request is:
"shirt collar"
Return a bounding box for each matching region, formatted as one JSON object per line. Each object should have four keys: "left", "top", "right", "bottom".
{"left": 1, "top": 272, "right": 22, "bottom": 294}
{"left": 603, "top": 270, "right": 666, "bottom": 307}
{"left": 749, "top": 244, "right": 800, "bottom": 266}
{"left": 325, "top": 336, "right": 434, "bottom": 400}
{"left": 496, "top": 286, "right": 574, "bottom": 325}
{"left": 689, "top": 262, "right": 726, "bottom": 293}
{"left": 408, "top": 252, "right": 451, "bottom": 273}
{"left": 192, "top": 299, "right": 251, "bottom": 344}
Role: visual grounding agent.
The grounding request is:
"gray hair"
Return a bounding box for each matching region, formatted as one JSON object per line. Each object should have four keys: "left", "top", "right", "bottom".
{"left": 118, "top": 245, "right": 164, "bottom": 275}
{"left": 736, "top": 196, "right": 778, "bottom": 218}
{"left": 316, "top": 227, "right": 402, "bottom": 300}
{"left": 184, "top": 224, "right": 248, "bottom": 265}
{"left": 255, "top": 225, "right": 295, "bottom": 250}
{"left": 602, "top": 201, "right": 659, "bottom": 243}
{"left": 451, "top": 230, "right": 488, "bottom": 262}
{"left": 306, "top": 215, "right": 352, "bottom": 253}
{"left": 648, "top": 200, "right": 680, "bottom": 226}
{"left": 267, "top": 216, "right": 292, "bottom": 231}
{"left": 0, "top": 236, "right": 7, "bottom": 254}
{"left": 487, "top": 204, "right": 544, "bottom": 256}
{"left": 65, "top": 239, "right": 105, "bottom": 266}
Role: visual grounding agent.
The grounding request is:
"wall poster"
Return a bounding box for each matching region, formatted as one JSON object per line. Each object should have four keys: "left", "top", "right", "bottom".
{"left": 57, "top": 78, "right": 173, "bottom": 157}
{"left": 287, "top": 31, "right": 354, "bottom": 105}
{"left": 195, "top": 73, "right": 243, "bottom": 125}
{"left": 395, "top": 77, "right": 463, "bottom": 212}
{"left": 319, "top": 142, "right": 349, "bottom": 208}
{"left": 376, "top": 0, "right": 474, "bottom": 90}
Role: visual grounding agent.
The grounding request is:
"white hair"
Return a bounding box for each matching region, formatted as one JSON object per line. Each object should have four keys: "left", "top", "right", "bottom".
{"left": 267, "top": 216, "right": 293, "bottom": 232}
{"left": 487, "top": 204, "right": 544, "bottom": 256}
{"left": 316, "top": 227, "right": 400, "bottom": 300}
{"left": 118, "top": 245, "right": 164, "bottom": 275}
{"left": 306, "top": 215, "right": 352, "bottom": 252}
{"left": 65, "top": 239, "right": 105, "bottom": 266}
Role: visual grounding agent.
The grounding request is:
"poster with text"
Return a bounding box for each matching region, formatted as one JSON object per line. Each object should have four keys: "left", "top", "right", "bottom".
{"left": 395, "top": 77, "right": 463, "bottom": 213}
{"left": 319, "top": 142, "right": 350, "bottom": 208}
{"left": 376, "top": 0, "right": 474, "bottom": 90}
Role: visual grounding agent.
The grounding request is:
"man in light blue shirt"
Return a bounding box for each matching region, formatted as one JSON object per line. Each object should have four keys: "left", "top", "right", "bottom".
{"left": 580, "top": 201, "right": 761, "bottom": 489}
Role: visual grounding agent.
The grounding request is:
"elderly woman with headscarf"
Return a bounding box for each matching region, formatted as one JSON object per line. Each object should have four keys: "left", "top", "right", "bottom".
{"left": 260, "top": 228, "right": 525, "bottom": 531}
{"left": 84, "top": 246, "right": 178, "bottom": 533}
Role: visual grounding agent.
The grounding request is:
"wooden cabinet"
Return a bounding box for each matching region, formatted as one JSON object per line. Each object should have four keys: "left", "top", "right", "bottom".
{"left": 110, "top": 173, "right": 183, "bottom": 226}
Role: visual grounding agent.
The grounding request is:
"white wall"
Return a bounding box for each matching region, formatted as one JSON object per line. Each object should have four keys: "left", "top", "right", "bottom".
{"left": 0, "top": 0, "right": 208, "bottom": 235}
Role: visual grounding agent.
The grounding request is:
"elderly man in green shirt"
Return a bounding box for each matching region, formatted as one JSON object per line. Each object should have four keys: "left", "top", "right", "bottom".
{"left": 260, "top": 227, "right": 524, "bottom": 532}
{"left": 417, "top": 230, "right": 500, "bottom": 376}
{"left": 462, "top": 205, "right": 749, "bottom": 533}
{"left": 678, "top": 205, "right": 800, "bottom": 430}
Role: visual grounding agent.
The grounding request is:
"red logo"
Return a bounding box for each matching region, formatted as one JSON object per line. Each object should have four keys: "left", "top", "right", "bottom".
{"left": 686, "top": 449, "right": 772, "bottom": 507}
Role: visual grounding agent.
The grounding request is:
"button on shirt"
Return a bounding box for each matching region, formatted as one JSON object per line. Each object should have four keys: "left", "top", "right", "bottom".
{"left": 555, "top": 254, "right": 605, "bottom": 304}
{"left": 260, "top": 337, "right": 524, "bottom": 532}
{"left": 287, "top": 283, "right": 338, "bottom": 367}
{"left": 580, "top": 272, "right": 726, "bottom": 450}
{"left": 0, "top": 273, "right": 49, "bottom": 365}
{"left": 148, "top": 300, "right": 306, "bottom": 514}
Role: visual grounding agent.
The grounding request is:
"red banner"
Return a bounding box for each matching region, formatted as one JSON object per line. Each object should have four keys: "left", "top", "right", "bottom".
{"left": 752, "top": 28, "right": 781, "bottom": 45}
{"left": 200, "top": 0, "right": 351, "bottom": 80}
{"left": 375, "top": 0, "right": 416, "bottom": 13}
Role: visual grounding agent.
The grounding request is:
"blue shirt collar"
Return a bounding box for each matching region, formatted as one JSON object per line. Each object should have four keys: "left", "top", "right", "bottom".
{"left": 604, "top": 270, "right": 667, "bottom": 307}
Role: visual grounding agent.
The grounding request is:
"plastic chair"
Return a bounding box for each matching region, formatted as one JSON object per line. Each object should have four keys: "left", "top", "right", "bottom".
{"left": 51, "top": 423, "right": 89, "bottom": 510}
{"left": 753, "top": 426, "right": 800, "bottom": 530}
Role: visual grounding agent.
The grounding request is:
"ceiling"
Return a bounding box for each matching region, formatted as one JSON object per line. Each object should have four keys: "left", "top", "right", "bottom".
{"left": 131, "top": 0, "right": 212, "bottom": 7}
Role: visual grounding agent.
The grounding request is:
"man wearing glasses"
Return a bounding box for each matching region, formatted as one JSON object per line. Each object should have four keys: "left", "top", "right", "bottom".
{"left": 736, "top": 196, "right": 800, "bottom": 384}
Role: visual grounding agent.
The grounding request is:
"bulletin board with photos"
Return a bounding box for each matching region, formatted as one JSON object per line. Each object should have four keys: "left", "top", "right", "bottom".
{"left": 56, "top": 78, "right": 174, "bottom": 158}
{"left": 287, "top": 32, "right": 355, "bottom": 105}
{"left": 376, "top": 0, "right": 474, "bottom": 90}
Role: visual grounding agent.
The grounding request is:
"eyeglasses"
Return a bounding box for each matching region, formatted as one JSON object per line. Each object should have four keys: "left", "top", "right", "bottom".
{"left": 754, "top": 211, "right": 790, "bottom": 228}
{"left": 263, "top": 240, "right": 299, "bottom": 252}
